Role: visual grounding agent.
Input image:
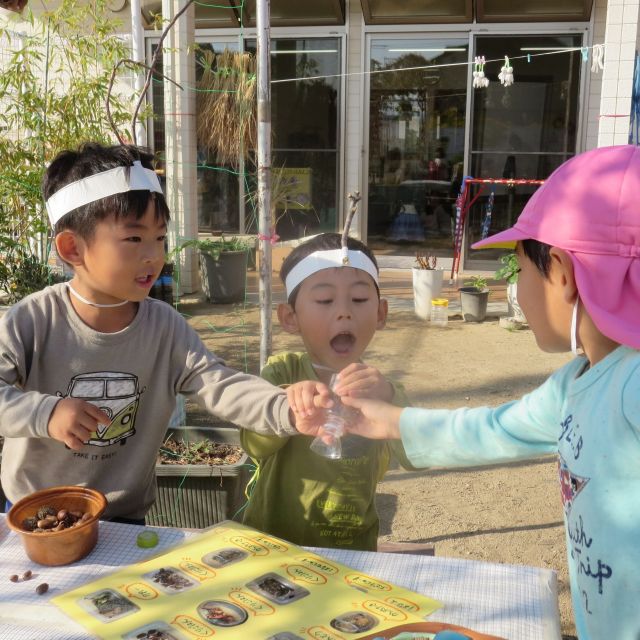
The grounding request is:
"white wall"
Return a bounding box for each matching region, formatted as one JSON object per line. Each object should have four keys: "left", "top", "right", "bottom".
{"left": 584, "top": 0, "right": 608, "bottom": 149}
{"left": 343, "top": 0, "right": 365, "bottom": 237}
{"left": 598, "top": 0, "right": 640, "bottom": 146}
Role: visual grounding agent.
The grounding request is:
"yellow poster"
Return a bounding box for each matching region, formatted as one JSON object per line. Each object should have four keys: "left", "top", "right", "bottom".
{"left": 52, "top": 521, "right": 441, "bottom": 640}
{"left": 278, "top": 167, "right": 312, "bottom": 210}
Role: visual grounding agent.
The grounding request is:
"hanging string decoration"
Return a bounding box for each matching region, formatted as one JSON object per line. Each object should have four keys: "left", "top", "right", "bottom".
{"left": 498, "top": 56, "right": 514, "bottom": 87}
{"left": 591, "top": 44, "right": 605, "bottom": 74}
{"left": 472, "top": 56, "right": 489, "bottom": 89}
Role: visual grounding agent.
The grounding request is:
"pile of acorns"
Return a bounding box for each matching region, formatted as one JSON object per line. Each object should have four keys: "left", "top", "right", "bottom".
{"left": 21, "top": 504, "right": 92, "bottom": 533}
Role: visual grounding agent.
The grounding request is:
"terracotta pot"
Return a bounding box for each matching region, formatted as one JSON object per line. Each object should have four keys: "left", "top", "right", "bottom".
{"left": 7, "top": 486, "right": 107, "bottom": 566}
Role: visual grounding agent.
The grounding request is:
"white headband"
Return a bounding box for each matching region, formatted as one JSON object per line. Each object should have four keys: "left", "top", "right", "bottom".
{"left": 45, "top": 161, "right": 163, "bottom": 226}
{"left": 285, "top": 248, "right": 379, "bottom": 298}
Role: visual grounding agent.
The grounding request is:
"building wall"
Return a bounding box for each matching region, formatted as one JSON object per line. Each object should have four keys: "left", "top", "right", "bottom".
{"left": 585, "top": 0, "right": 608, "bottom": 150}
{"left": 344, "top": 0, "right": 364, "bottom": 236}
{"left": 598, "top": 0, "right": 640, "bottom": 146}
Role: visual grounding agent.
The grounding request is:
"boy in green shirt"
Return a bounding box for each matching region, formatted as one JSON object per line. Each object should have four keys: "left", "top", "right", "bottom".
{"left": 241, "top": 233, "right": 414, "bottom": 550}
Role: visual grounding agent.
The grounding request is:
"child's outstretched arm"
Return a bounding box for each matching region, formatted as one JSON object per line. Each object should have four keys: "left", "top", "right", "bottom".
{"left": 339, "top": 396, "right": 403, "bottom": 440}
{"left": 332, "top": 362, "right": 394, "bottom": 402}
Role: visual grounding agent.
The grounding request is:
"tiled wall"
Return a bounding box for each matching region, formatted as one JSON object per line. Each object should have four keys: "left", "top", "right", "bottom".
{"left": 598, "top": 0, "right": 640, "bottom": 146}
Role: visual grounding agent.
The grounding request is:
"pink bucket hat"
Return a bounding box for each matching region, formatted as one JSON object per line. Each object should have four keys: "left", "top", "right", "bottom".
{"left": 473, "top": 145, "right": 640, "bottom": 349}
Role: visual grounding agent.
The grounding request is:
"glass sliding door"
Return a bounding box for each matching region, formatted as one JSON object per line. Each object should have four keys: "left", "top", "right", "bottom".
{"left": 149, "top": 39, "right": 242, "bottom": 234}
{"left": 194, "top": 41, "right": 241, "bottom": 233}
{"left": 465, "top": 34, "right": 582, "bottom": 263}
{"left": 245, "top": 38, "right": 342, "bottom": 240}
{"left": 366, "top": 37, "right": 468, "bottom": 258}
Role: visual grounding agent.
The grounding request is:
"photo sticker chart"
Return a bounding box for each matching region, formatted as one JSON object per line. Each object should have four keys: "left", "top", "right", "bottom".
{"left": 51, "top": 521, "right": 442, "bottom": 640}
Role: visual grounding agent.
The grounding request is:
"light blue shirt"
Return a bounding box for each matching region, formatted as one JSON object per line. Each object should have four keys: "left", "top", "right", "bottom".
{"left": 399, "top": 346, "right": 640, "bottom": 640}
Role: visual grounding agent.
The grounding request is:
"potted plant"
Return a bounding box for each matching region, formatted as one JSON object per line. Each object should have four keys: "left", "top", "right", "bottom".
{"left": 412, "top": 253, "right": 444, "bottom": 320}
{"left": 458, "top": 275, "right": 489, "bottom": 322}
{"left": 495, "top": 253, "right": 525, "bottom": 323}
{"left": 172, "top": 235, "right": 254, "bottom": 304}
{"left": 145, "top": 426, "right": 251, "bottom": 529}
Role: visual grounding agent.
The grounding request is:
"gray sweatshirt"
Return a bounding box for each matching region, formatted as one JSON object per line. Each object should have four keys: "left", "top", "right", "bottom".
{"left": 0, "top": 283, "right": 295, "bottom": 519}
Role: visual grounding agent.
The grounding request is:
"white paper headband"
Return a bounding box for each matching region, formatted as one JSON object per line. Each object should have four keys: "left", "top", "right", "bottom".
{"left": 285, "top": 248, "right": 379, "bottom": 298}
{"left": 45, "top": 161, "right": 163, "bottom": 226}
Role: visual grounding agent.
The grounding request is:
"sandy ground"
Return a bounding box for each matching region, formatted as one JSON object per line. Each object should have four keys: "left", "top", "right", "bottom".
{"left": 180, "top": 277, "right": 576, "bottom": 638}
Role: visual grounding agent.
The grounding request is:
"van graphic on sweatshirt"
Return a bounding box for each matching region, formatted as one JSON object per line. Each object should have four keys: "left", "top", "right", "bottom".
{"left": 57, "top": 372, "right": 142, "bottom": 446}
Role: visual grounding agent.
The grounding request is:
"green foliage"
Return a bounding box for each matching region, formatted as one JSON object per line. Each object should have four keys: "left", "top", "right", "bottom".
{"left": 170, "top": 235, "right": 254, "bottom": 262}
{"left": 0, "top": 243, "right": 65, "bottom": 304}
{"left": 494, "top": 253, "right": 520, "bottom": 284}
{"left": 0, "top": 0, "right": 133, "bottom": 301}
{"left": 463, "top": 275, "right": 488, "bottom": 291}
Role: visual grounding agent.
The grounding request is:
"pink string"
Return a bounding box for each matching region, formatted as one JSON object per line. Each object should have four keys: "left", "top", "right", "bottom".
{"left": 258, "top": 227, "right": 280, "bottom": 245}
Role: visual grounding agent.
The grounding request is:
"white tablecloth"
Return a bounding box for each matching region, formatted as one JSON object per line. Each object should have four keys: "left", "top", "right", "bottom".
{"left": 0, "top": 517, "right": 561, "bottom": 639}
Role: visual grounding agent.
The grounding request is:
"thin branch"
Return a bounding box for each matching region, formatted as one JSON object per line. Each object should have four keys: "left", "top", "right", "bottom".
{"left": 106, "top": 58, "right": 183, "bottom": 145}
{"left": 130, "top": 0, "right": 196, "bottom": 145}
{"left": 342, "top": 191, "right": 361, "bottom": 249}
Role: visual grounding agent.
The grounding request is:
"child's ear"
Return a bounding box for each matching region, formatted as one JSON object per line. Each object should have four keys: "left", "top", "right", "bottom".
{"left": 277, "top": 302, "right": 300, "bottom": 334}
{"left": 55, "top": 231, "right": 84, "bottom": 267}
{"left": 549, "top": 247, "right": 578, "bottom": 304}
{"left": 377, "top": 298, "right": 388, "bottom": 329}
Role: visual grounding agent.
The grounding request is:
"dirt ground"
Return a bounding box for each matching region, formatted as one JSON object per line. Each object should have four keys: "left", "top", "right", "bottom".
{"left": 180, "top": 277, "right": 576, "bottom": 638}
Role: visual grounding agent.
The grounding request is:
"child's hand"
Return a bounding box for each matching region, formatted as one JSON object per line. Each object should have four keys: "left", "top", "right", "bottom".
{"left": 340, "top": 396, "right": 403, "bottom": 440}
{"left": 47, "top": 398, "right": 111, "bottom": 451}
{"left": 333, "top": 362, "right": 394, "bottom": 402}
{"left": 287, "top": 380, "right": 333, "bottom": 436}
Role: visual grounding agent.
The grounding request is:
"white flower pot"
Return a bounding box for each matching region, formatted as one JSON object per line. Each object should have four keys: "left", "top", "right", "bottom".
{"left": 507, "top": 282, "right": 526, "bottom": 323}
{"left": 412, "top": 268, "right": 444, "bottom": 320}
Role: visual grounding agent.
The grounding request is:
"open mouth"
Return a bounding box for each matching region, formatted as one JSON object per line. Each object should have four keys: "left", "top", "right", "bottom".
{"left": 330, "top": 332, "right": 356, "bottom": 354}
{"left": 136, "top": 275, "right": 155, "bottom": 287}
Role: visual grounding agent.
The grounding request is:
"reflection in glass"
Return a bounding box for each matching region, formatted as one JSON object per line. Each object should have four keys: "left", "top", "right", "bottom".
{"left": 478, "top": 0, "right": 590, "bottom": 21}
{"left": 362, "top": 0, "right": 471, "bottom": 22}
{"left": 367, "top": 39, "right": 468, "bottom": 258}
{"left": 195, "top": 42, "right": 241, "bottom": 233}
{"left": 245, "top": 39, "right": 341, "bottom": 240}
{"left": 466, "top": 35, "right": 582, "bottom": 262}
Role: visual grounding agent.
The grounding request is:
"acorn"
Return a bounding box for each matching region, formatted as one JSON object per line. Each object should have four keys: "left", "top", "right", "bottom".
{"left": 36, "top": 505, "right": 56, "bottom": 520}
{"left": 21, "top": 517, "right": 38, "bottom": 532}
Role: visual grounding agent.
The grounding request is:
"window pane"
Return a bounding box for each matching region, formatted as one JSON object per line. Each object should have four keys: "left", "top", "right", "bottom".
{"left": 367, "top": 38, "right": 468, "bottom": 258}
{"left": 243, "top": 0, "right": 345, "bottom": 25}
{"left": 245, "top": 38, "right": 341, "bottom": 240}
{"left": 141, "top": 1, "right": 239, "bottom": 28}
{"left": 479, "top": 0, "right": 590, "bottom": 21}
{"left": 363, "top": 0, "right": 470, "bottom": 22}
{"left": 466, "top": 34, "right": 582, "bottom": 263}
{"left": 195, "top": 42, "right": 241, "bottom": 233}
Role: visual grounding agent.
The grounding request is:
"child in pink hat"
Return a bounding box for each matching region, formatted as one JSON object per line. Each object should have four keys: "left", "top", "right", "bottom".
{"left": 292, "top": 145, "right": 640, "bottom": 640}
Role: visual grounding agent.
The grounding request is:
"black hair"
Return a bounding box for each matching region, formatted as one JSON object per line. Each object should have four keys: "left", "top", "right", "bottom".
{"left": 280, "top": 232, "right": 379, "bottom": 308}
{"left": 522, "top": 239, "right": 552, "bottom": 277}
{"left": 43, "top": 142, "right": 170, "bottom": 240}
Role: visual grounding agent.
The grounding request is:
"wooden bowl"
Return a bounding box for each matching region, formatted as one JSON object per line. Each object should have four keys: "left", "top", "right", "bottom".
{"left": 7, "top": 486, "right": 107, "bottom": 566}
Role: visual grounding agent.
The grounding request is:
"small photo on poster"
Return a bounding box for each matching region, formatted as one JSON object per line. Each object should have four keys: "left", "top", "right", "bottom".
{"left": 79, "top": 589, "right": 140, "bottom": 622}
{"left": 201, "top": 547, "right": 248, "bottom": 569}
{"left": 266, "top": 633, "right": 305, "bottom": 640}
{"left": 197, "top": 600, "right": 248, "bottom": 627}
{"left": 122, "top": 621, "right": 187, "bottom": 639}
{"left": 143, "top": 567, "right": 197, "bottom": 594}
{"left": 330, "top": 611, "right": 379, "bottom": 634}
{"left": 246, "top": 572, "right": 310, "bottom": 605}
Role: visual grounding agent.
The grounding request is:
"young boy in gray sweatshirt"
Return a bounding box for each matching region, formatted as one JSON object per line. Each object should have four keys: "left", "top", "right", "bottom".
{"left": 0, "top": 142, "right": 306, "bottom": 523}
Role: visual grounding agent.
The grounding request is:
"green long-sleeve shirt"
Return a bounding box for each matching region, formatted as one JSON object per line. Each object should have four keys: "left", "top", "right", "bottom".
{"left": 241, "top": 352, "right": 413, "bottom": 551}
